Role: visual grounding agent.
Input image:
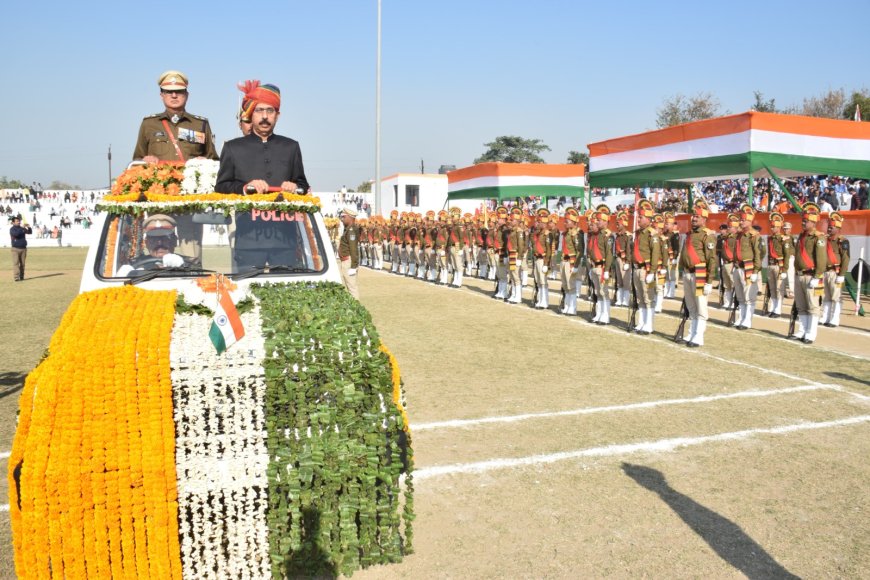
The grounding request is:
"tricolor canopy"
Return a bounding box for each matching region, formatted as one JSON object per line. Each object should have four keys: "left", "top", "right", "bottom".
{"left": 447, "top": 162, "right": 586, "bottom": 200}
{"left": 587, "top": 111, "right": 870, "bottom": 188}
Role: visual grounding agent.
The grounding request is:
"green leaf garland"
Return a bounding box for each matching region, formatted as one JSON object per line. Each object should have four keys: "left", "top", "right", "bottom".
{"left": 252, "top": 282, "right": 413, "bottom": 578}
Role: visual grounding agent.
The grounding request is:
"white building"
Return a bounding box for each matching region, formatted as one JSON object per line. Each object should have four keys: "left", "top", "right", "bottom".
{"left": 377, "top": 173, "right": 480, "bottom": 217}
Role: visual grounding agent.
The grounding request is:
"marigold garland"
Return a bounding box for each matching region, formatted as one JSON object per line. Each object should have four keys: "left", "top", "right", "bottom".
{"left": 97, "top": 192, "right": 322, "bottom": 216}
{"left": 8, "top": 286, "right": 182, "bottom": 579}
{"left": 102, "top": 217, "right": 120, "bottom": 277}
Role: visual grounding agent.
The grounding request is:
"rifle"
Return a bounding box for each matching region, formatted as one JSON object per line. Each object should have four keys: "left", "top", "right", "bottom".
{"left": 787, "top": 300, "right": 798, "bottom": 338}
{"left": 627, "top": 263, "right": 639, "bottom": 332}
{"left": 761, "top": 282, "right": 771, "bottom": 316}
{"left": 588, "top": 269, "right": 598, "bottom": 318}
{"left": 727, "top": 297, "right": 739, "bottom": 327}
{"left": 673, "top": 298, "right": 689, "bottom": 342}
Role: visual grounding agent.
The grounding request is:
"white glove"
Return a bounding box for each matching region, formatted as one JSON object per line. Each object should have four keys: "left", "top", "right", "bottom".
{"left": 603, "top": 271, "right": 610, "bottom": 280}
{"left": 542, "top": 266, "right": 548, "bottom": 274}
{"left": 162, "top": 253, "right": 184, "bottom": 268}
{"left": 515, "top": 259, "right": 521, "bottom": 268}
{"left": 779, "top": 272, "right": 787, "bottom": 280}
{"left": 622, "top": 263, "right": 629, "bottom": 272}
{"left": 348, "top": 268, "right": 357, "bottom": 276}
{"left": 438, "top": 250, "right": 446, "bottom": 257}
{"left": 809, "top": 277, "right": 819, "bottom": 289}
{"left": 572, "top": 268, "right": 579, "bottom": 275}
{"left": 669, "top": 259, "right": 677, "bottom": 266}
{"left": 645, "top": 273, "right": 654, "bottom": 284}
{"left": 703, "top": 283, "right": 712, "bottom": 296}
{"left": 658, "top": 269, "right": 667, "bottom": 276}
{"left": 749, "top": 273, "right": 758, "bottom": 283}
{"left": 503, "top": 257, "right": 509, "bottom": 265}
{"left": 835, "top": 276, "right": 844, "bottom": 284}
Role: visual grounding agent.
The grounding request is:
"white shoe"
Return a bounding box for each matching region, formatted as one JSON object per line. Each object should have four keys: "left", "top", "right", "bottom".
{"left": 829, "top": 301, "right": 841, "bottom": 327}
{"left": 820, "top": 300, "right": 831, "bottom": 325}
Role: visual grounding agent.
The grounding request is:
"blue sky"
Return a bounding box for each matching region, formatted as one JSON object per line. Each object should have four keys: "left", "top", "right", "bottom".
{"left": 1, "top": 0, "right": 867, "bottom": 191}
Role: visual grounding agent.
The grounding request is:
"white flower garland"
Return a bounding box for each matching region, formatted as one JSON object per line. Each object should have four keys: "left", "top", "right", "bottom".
{"left": 181, "top": 159, "right": 220, "bottom": 195}
{"left": 170, "top": 306, "right": 270, "bottom": 580}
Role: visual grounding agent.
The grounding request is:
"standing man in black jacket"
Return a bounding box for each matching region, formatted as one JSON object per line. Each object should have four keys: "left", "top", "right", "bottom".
{"left": 215, "top": 80, "right": 310, "bottom": 194}
{"left": 9, "top": 215, "right": 33, "bottom": 281}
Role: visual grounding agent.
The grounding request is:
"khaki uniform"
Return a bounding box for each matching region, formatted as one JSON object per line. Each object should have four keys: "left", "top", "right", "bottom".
{"left": 766, "top": 233, "right": 794, "bottom": 315}
{"left": 587, "top": 228, "right": 614, "bottom": 323}
{"left": 133, "top": 111, "right": 218, "bottom": 162}
{"left": 338, "top": 223, "right": 361, "bottom": 299}
{"left": 793, "top": 229, "right": 827, "bottom": 342}
{"left": 531, "top": 228, "right": 553, "bottom": 308}
{"left": 631, "top": 226, "right": 662, "bottom": 308}
{"left": 719, "top": 233, "right": 737, "bottom": 306}
{"left": 822, "top": 234, "right": 851, "bottom": 326}
{"left": 679, "top": 227, "right": 717, "bottom": 346}
{"left": 732, "top": 230, "right": 762, "bottom": 328}
{"left": 614, "top": 230, "right": 632, "bottom": 305}
{"left": 560, "top": 227, "right": 583, "bottom": 314}
{"left": 448, "top": 223, "right": 465, "bottom": 286}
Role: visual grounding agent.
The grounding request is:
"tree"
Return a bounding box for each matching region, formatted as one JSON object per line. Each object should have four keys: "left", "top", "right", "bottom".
{"left": 751, "top": 91, "right": 778, "bottom": 113}
{"left": 799, "top": 88, "right": 846, "bottom": 119}
{"left": 655, "top": 92, "right": 721, "bottom": 128}
{"left": 0, "top": 176, "right": 25, "bottom": 189}
{"left": 567, "top": 150, "right": 589, "bottom": 166}
{"left": 48, "top": 180, "right": 79, "bottom": 190}
{"left": 474, "top": 136, "right": 550, "bottom": 164}
{"left": 355, "top": 180, "right": 372, "bottom": 193}
{"left": 842, "top": 88, "right": 870, "bottom": 121}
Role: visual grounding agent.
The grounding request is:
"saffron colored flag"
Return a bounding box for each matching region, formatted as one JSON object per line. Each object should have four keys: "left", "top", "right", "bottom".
{"left": 209, "top": 284, "right": 245, "bottom": 354}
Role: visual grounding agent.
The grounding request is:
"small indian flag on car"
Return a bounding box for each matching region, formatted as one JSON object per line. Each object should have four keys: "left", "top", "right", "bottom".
{"left": 209, "top": 281, "right": 245, "bottom": 354}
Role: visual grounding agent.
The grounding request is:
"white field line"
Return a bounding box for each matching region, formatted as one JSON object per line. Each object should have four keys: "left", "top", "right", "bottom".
{"left": 414, "top": 414, "right": 870, "bottom": 481}
{"left": 413, "top": 384, "right": 831, "bottom": 432}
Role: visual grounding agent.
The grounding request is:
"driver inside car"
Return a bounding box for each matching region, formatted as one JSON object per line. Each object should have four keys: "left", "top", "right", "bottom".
{"left": 117, "top": 214, "right": 188, "bottom": 276}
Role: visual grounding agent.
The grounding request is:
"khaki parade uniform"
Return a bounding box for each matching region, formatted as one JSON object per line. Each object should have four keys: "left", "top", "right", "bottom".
{"left": 766, "top": 233, "right": 793, "bottom": 316}
{"left": 719, "top": 233, "right": 737, "bottom": 307}
{"left": 134, "top": 110, "right": 218, "bottom": 261}
{"left": 389, "top": 221, "right": 400, "bottom": 273}
{"left": 492, "top": 224, "right": 509, "bottom": 298}
{"left": 371, "top": 224, "right": 384, "bottom": 269}
{"left": 516, "top": 226, "right": 529, "bottom": 289}
{"left": 822, "top": 234, "right": 850, "bottom": 327}
{"left": 680, "top": 226, "right": 717, "bottom": 346}
{"left": 560, "top": 227, "right": 583, "bottom": 314}
{"left": 434, "top": 223, "right": 449, "bottom": 284}
{"left": 664, "top": 230, "right": 681, "bottom": 298}
{"left": 614, "top": 230, "right": 632, "bottom": 306}
{"left": 732, "top": 229, "right": 762, "bottom": 329}
{"left": 531, "top": 228, "right": 553, "bottom": 309}
{"left": 794, "top": 228, "right": 827, "bottom": 342}
{"left": 133, "top": 111, "right": 218, "bottom": 162}
{"left": 462, "top": 223, "right": 475, "bottom": 276}
{"left": 548, "top": 225, "right": 560, "bottom": 279}
{"left": 486, "top": 225, "right": 500, "bottom": 281}
{"left": 448, "top": 222, "right": 465, "bottom": 287}
{"left": 338, "top": 222, "right": 360, "bottom": 300}
{"left": 587, "top": 228, "right": 614, "bottom": 324}
{"left": 631, "top": 225, "right": 663, "bottom": 333}
{"left": 505, "top": 226, "right": 523, "bottom": 303}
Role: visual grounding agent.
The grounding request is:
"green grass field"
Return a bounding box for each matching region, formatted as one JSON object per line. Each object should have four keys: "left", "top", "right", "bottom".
{"left": 1, "top": 249, "right": 869, "bottom": 578}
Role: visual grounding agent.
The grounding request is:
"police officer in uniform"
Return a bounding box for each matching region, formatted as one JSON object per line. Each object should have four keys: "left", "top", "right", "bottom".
{"left": 678, "top": 200, "right": 717, "bottom": 347}
{"left": 821, "top": 212, "right": 850, "bottom": 327}
{"left": 134, "top": 70, "right": 218, "bottom": 163}
{"left": 531, "top": 208, "right": 553, "bottom": 309}
{"left": 613, "top": 211, "right": 632, "bottom": 306}
{"left": 338, "top": 207, "right": 360, "bottom": 300}
{"left": 765, "top": 212, "right": 793, "bottom": 318}
{"left": 631, "top": 200, "right": 663, "bottom": 334}
{"left": 732, "top": 204, "right": 762, "bottom": 329}
{"left": 719, "top": 214, "right": 740, "bottom": 309}
{"left": 793, "top": 203, "right": 827, "bottom": 343}
{"left": 560, "top": 208, "right": 583, "bottom": 315}
{"left": 587, "top": 204, "right": 614, "bottom": 325}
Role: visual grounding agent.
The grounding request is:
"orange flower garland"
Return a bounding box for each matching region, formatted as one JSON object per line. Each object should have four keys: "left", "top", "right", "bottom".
{"left": 8, "top": 286, "right": 182, "bottom": 579}
{"left": 379, "top": 343, "right": 410, "bottom": 433}
{"left": 102, "top": 218, "right": 120, "bottom": 277}
{"left": 102, "top": 190, "right": 321, "bottom": 206}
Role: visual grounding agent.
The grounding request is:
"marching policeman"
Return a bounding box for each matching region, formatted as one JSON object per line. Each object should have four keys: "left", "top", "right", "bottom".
{"left": 793, "top": 203, "right": 827, "bottom": 343}
{"left": 678, "top": 200, "right": 717, "bottom": 347}
{"left": 821, "top": 212, "right": 850, "bottom": 327}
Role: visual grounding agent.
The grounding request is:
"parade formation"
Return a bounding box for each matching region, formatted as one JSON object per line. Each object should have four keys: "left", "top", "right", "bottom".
{"left": 339, "top": 199, "right": 852, "bottom": 348}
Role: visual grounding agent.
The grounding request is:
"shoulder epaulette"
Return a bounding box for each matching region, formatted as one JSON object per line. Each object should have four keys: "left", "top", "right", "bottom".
{"left": 189, "top": 113, "right": 208, "bottom": 121}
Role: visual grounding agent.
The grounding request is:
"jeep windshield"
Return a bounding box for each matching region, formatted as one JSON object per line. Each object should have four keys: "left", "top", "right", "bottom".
{"left": 96, "top": 208, "right": 328, "bottom": 280}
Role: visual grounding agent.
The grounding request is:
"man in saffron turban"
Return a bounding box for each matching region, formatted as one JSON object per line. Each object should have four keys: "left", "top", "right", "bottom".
{"left": 216, "top": 80, "right": 310, "bottom": 194}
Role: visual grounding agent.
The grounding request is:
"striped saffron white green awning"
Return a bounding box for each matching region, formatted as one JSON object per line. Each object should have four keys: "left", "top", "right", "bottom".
{"left": 447, "top": 162, "right": 586, "bottom": 200}
{"left": 587, "top": 111, "right": 870, "bottom": 188}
